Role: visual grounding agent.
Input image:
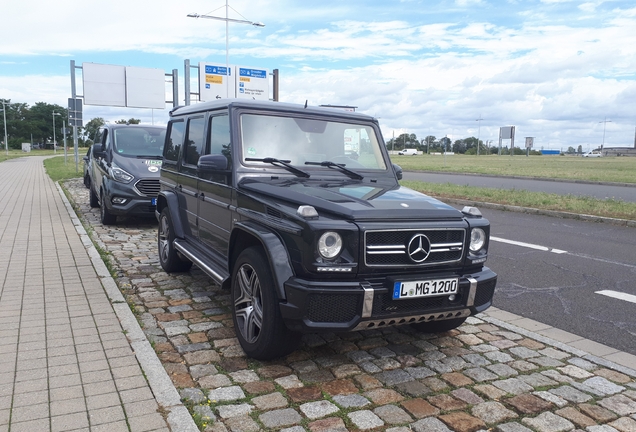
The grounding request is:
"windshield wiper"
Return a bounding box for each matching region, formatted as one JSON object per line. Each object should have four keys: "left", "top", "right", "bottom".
{"left": 136, "top": 155, "right": 163, "bottom": 159}
{"left": 305, "top": 160, "right": 364, "bottom": 180}
{"left": 246, "top": 157, "right": 310, "bottom": 178}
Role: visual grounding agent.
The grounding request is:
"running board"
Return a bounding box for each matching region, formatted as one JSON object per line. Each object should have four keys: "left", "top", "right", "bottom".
{"left": 173, "top": 239, "right": 229, "bottom": 286}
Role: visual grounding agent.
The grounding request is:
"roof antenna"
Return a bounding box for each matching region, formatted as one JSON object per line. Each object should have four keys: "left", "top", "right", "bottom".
{"left": 304, "top": 100, "right": 308, "bottom": 108}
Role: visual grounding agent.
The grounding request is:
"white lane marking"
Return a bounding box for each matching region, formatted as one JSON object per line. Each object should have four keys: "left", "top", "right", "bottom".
{"left": 490, "top": 236, "right": 567, "bottom": 254}
{"left": 595, "top": 290, "right": 636, "bottom": 304}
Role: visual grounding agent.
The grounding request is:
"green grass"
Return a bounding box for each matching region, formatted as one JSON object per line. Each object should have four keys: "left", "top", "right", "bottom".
{"left": 0, "top": 148, "right": 61, "bottom": 163}
{"left": 43, "top": 155, "right": 83, "bottom": 182}
{"left": 402, "top": 180, "right": 636, "bottom": 221}
{"left": 392, "top": 154, "right": 636, "bottom": 184}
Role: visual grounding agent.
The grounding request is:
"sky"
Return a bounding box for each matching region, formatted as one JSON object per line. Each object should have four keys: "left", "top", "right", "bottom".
{"left": 1, "top": 0, "right": 635, "bottom": 151}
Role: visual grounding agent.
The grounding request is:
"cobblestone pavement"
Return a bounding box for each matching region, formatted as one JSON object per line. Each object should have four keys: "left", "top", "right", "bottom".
{"left": 65, "top": 178, "right": 636, "bottom": 432}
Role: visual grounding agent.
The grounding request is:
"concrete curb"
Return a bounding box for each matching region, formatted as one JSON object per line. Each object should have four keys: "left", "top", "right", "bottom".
{"left": 56, "top": 183, "right": 199, "bottom": 432}
{"left": 480, "top": 313, "right": 636, "bottom": 379}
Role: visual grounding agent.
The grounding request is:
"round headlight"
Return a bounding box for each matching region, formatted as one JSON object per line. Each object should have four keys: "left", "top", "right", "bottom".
{"left": 470, "top": 228, "right": 486, "bottom": 252}
{"left": 318, "top": 232, "right": 343, "bottom": 259}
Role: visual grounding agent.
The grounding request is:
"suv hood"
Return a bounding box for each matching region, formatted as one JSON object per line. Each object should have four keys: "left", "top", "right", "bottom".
{"left": 240, "top": 179, "right": 463, "bottom": 220}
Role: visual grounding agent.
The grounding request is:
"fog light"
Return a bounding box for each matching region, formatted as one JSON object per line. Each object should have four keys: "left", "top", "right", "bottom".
{"left": 448, "top": 294, "right": 456, "bottom": 301}
{"left": 112, "top": 197, "right": 128, "bottom": 205}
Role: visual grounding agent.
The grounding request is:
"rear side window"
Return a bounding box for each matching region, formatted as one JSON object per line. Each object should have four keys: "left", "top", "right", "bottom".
{"left": 184, "top": 116, "right": 205, "bottom": 166}
{"left": 209, "top": 114, "right": 230, "bottom": 158}
{"left": 164, "top": 120, "right": 185, "bottom": 162}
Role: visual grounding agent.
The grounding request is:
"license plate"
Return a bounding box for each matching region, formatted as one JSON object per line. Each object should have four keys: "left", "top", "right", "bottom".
{"left": 393, "top": 277, "right": 458, "bottom": 300}
{"left": 151, "top": 198, "right": 156, "bottom": 206}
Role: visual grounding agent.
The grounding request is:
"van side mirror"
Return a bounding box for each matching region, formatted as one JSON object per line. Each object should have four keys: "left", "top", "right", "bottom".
{"left": 393, "top": 163, "right": 403, "bottom": 180}
{"left": 93, "top": 144, "right": 105, "bottom": 158}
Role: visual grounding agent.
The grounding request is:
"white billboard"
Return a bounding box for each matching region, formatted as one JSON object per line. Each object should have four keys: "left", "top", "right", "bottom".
{"left": 83, "top": 63, "right": 126, "bottom": 107}
{"left": 125, "top": 67, "right": 166, "bottom": 109}
{"left": 83, "top": 63, "right": 166, "bottom": 109}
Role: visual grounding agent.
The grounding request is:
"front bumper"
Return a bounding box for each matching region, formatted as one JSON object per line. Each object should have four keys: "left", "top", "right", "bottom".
{"left": 279, "top": 267, "right": 497, "bottom": 333}
{"left": 104, "top": 180, "right": 156, "bottom": 218}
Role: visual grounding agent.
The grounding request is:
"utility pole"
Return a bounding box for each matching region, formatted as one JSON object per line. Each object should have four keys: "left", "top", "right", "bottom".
{"left": 476, "top": 115, "right": 483, "bottom": 155}
{"left": 599, "top": 117, "right": 611, "bottom": 151}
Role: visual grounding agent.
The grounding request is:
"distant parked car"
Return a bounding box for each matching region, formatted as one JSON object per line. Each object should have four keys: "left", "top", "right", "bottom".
{"left": 398, "top": 148, "right": 418, "bottom": 155}
{"left": 83, "top": 146, "right": 93, "bottom": 188}
{"left": 583, "top": 150, "right": 602, "bottom": 158}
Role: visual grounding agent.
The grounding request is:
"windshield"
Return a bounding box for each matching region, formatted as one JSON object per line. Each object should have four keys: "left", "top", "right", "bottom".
{"left": 113, "top": 127, "right": 166, "bottom": 157}
{"left": 240, "top": 114, "right": 387, "bottom": 171}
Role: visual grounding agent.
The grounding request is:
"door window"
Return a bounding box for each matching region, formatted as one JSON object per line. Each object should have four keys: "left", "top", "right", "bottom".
{"left": 184, "top": 117, "right": 206, "bottom": 166}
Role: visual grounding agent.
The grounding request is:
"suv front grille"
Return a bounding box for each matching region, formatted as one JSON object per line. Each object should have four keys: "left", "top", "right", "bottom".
{"left": 365, "top": 229, "right": 465, "bottom": 267}
{"left": 135, "top": 179, "right": 160, "bottom": 197}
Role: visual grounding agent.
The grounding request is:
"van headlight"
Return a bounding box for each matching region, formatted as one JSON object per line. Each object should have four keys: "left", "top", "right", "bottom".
{"left": 318, "top": 232, "right": 343, "bottom": 259}
{"left": 110, "top": 165, "right": 134, "bottom": 184}
{"left": 469, "top": 228, "right": 486, "bottom": 253}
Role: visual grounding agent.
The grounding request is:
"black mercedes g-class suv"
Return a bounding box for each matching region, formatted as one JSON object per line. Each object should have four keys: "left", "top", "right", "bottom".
{"left": 157, "top": 99, "right": 497, "bottom": 360}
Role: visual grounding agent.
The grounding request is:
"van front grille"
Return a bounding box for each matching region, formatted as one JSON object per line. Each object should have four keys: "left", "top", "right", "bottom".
{"left": 135, "top": 179, "right": 160, "bottom": 197}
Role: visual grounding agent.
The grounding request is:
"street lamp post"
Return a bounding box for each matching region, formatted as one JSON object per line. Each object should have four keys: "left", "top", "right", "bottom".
{"left": 1, "top": 100, "right": 8, "bottom": 155}
{"left": 187, "top": 2, "right": 264, "bottom": 98}
{"left": 52, "top": 112, "right": 61, "bottom": 154}
{"left": 599, "top": 117, "right": 612, "bottom": 152}
{"left": 476, "top": 115, "right": 483, "bottom": 155}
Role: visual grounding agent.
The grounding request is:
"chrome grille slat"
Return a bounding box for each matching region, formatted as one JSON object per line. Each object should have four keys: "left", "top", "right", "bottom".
{"left": 134, "top": 179, "right": 161, "bottom": 197}
{"left": 365, "top": 228, "right": 465, "bottom": 267}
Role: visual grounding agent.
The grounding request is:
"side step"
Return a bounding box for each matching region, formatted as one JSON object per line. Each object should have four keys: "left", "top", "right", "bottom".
{"left": 173, "top": 239, "right": 230, "bottom": 287}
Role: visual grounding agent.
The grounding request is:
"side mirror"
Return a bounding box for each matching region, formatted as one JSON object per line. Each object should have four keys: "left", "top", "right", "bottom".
{"left": 393, "top": 163, "right": 403, "bottom": 180}
{"left": 198, "top": 154, "right": 229, "bottom": 173}
{"left": 93, "top": 143, "right": 105, "bottom": 158}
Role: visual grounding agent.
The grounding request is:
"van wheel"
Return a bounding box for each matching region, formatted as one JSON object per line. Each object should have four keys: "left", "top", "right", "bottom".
{"left": 411, "top": 317, "right": 467, "bottom": 334}
{"left": 99, "top": 191, "right": 116, "bottom": 225}
{"left": 89, "top": 186, "right": 99, "bottom": 208}
{"left": 158, "top": 208, "right": 192, "bottom": 273}
{"left": 232, "top": 247, "right": 300, "bottom": 360}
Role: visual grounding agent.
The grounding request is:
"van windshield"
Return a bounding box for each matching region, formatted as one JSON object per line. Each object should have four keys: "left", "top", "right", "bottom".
{"left": 113, "top": 127, "right": 166, "bottom": 158}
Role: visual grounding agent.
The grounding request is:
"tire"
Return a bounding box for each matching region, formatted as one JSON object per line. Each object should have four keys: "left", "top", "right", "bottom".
{"left": 411, "top": 317, "right": 467, "bottom": 334}
{"left": 99, "top": 191, "right": 117, "bottom": 225}
{"left": 89, "top": 186, "right": 99, "bottom": 208}
{"left": 158, "top": 208, "right": 192, "bottom": 273}
{"left": 231, "top": 247, "right": 300, "bottom": 360}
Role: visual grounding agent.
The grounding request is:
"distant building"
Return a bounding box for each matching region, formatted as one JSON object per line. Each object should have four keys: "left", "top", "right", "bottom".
{"left": 540, "top": 149, "right": 561, "bottom": 155}
{"left": 602, "top": 147, "right": 636, "bottom": 157}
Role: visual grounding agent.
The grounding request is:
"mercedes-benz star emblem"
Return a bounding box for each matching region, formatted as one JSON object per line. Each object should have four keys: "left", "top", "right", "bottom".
{"left": 407, "top": 234, "right": 431, "bottom": 263}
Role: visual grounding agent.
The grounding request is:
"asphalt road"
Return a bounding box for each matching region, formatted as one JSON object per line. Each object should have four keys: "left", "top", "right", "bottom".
{"left": 403, "top": 171, "right": 636, "bottom": 202}
{"left": 463, "top": 206, "right": 636, "bottom": 355}
{"left": 415, "top": 170, "right": 636, "bottom": 355}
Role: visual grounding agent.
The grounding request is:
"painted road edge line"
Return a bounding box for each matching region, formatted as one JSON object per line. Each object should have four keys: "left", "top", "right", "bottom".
{"left": 596, "top": 290, "right": 636, "bottom": 305}
{"left": 491, "top": 236, "right": 567, "bottom": 254}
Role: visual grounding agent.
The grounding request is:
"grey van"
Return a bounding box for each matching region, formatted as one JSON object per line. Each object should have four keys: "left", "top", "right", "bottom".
{"left": 89, "top": 124, "right": 166, "bottom": 225}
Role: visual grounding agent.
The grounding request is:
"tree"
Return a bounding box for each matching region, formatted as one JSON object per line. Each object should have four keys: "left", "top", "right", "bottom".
{"left": 115, "top": 118, "right": 141, "bottom": 125}
{"left": 83, "top": 117, "right": 105, "bottom": 144}
{"left": 577, "top": 145, "right": 583, "bottom": 154}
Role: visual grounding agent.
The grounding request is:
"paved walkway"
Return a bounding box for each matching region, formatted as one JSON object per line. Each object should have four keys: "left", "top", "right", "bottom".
{"left": 0, "top": 157, "right": 194, "bottom": 432}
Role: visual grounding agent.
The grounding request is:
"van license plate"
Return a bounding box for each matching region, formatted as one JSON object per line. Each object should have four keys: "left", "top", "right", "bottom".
{"left": 393, "top": 278, "right": 458, "bottom": 300}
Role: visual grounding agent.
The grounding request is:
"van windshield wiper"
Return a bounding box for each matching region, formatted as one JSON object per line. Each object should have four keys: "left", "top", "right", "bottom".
{"left": 245, "top": 157, "right": 310, "bottom": 178}
{"left": 304, "top": 160, "right": 364, "bottom": 180}
{"left": 135, "top": 155, "right": 163, "bottom": 159}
